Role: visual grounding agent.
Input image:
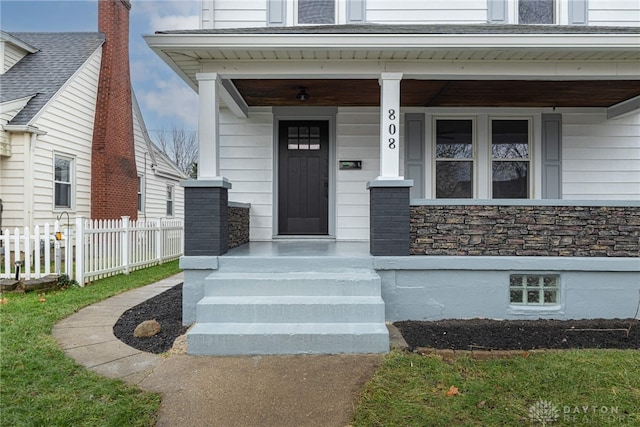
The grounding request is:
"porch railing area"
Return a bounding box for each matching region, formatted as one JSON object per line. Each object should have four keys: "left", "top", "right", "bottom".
{"left": 410, "top": 200, "right": 640, "bottom": 257}
{"left": 0, "top": 216, "right": 184, "bottom": 285}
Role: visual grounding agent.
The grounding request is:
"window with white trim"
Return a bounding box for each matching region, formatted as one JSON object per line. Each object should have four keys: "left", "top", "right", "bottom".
{"left": 166, "top": 185, "right": 174, "bottom": 216}
{"left": 491, "top": 119, "right": 531, "bottom": 199}
{"left": 137, "top": 175, "right": 144, "bottom": 212}
{"left": 297, "top": 0, "right": 335, "bottom": 24}
{"left": 54, "top": 155, "right": 73, "bottom": 209}
{"left": 434, "top": 119, "right": 475, "bottom": 198}
{"left": 510, "top": 274, "right": 559, "bottom": 305}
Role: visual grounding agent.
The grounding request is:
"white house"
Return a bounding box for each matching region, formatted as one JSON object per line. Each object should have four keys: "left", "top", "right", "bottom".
{"left": 144, "top": 0, "right": 640, "bottom": 355}
{"left": 0, "top": 0, "right": 185, "bottom": 233}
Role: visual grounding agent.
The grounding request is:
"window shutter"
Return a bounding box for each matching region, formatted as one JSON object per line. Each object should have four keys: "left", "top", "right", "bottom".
{"left": 347, "top": 0, "right": 366, "bottom": 23}
{"left": 541, "top": 114, "right": 562, "bottom": 199}
{"left": 405, "top": 113, "right": 425, "bottom": 199}
{"left": 569, "top": 0, "right": 588, "bottom": 25}
{"left": 488, "top": 0, "right": 507, "bottom": 23}
{"left": 268, "top": 0, "right": 286, "bottom": 26}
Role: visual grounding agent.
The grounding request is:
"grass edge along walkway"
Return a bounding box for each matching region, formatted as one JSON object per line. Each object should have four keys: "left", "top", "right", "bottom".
{"left": 352, "top": 349, "right": 640, "bottom": 426}
{"left": 0, "top": 261, "right": 180, "bottom": 427}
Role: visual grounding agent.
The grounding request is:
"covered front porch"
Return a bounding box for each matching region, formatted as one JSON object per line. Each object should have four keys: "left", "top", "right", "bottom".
{"left": 146, "top": 24, "right": 640, "bottom": 355}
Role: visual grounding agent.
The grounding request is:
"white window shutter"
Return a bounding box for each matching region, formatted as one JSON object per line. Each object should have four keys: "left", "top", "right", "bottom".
{"left": 488, "top": 0, "right": 507, "bottom": 23}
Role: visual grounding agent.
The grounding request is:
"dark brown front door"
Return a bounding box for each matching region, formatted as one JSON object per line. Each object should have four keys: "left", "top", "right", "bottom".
{"left": 278, "top": 120, "right": 329, "bottom": 235}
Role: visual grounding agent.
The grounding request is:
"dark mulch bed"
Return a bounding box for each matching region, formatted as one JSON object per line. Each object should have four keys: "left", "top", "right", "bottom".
{"left": 113, "top": 284, "right": 188, "bottom": 354}
{"left": 395, "top": 318, "right": 640, "bottom": 351}
{"left": 114, "top": 284, "right": 640, "bottom": 353}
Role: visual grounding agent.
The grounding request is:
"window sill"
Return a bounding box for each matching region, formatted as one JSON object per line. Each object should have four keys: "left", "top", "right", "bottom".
{"left": 508, "top": 304, "right": 563, "bottom": 315}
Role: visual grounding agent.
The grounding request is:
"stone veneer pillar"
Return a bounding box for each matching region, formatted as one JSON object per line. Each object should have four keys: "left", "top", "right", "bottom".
{"left": 182, "top": 179, "right": 232, "bottom": 256}
{"left": 367, "top": 180, "right": 413, "bottom": 256}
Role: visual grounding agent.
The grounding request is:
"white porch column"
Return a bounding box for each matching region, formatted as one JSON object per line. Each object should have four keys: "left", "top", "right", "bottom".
{"left": 196, "top": 72, "right": 221, "bottom": 179}
{"left": 378, "top": 72, "right": 403, "bottom": 180}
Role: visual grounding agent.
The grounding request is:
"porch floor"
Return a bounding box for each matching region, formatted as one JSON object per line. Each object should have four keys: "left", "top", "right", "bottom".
{"left": 226, "top": 240, "right": 371, "bottom": 258}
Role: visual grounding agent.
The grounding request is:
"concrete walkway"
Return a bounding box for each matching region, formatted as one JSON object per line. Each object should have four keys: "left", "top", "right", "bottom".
{"left": 52, "top": 273, "right": 385, "bottom": 427}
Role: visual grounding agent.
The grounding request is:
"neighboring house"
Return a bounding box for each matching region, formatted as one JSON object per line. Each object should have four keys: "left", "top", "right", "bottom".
{"left": 145, "top": 0, "right": 640, "bottom": 355}
{"left": 0, "top": 0, "right": 185, "bottom": 233}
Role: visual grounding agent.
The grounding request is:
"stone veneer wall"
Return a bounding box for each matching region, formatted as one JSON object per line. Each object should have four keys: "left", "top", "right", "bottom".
{"left": 410, "top": 204, "right": 640, "bottom": 257}
{"left": 228, "top": 204, "right": 250, "bottom": 249}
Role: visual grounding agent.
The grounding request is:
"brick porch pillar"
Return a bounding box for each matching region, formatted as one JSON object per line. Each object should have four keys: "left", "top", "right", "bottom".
{"left": 367, "top": 180, "right": 413, "bottom": 256}
{"left": 182, "top": 179, "right": 232, "bottom": 256}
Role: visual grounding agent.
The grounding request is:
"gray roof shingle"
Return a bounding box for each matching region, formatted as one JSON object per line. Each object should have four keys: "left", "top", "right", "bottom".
{"left": 0, "top": 32, "right": 104, "bottom": 125}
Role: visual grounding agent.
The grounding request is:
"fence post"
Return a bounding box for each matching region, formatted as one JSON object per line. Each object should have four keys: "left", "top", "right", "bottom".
{"left": 75, "top": 216, "right": 85, "bottom": 286}
{"left": 54, "top": 220, "right": 61, "bottom": 274}
{"left": 12, "top": 228, "right": 20, "bottom": 280}
{"left": 43, "top": 223, "right": 51, "bottom": 276}
{"left": 156, "top": 219, "right": 163, "bottom": 264}
{"left": 121, "top": 216, "right": 130, "bottom": 275}
{"left": 2, "top": 229, "right": 9, "bottom": 279}
{"left": 23, "top": 227, "right": 31, "bottom": 280}
{"left": 34, "top": 225, "right": 41, "bottom": 279}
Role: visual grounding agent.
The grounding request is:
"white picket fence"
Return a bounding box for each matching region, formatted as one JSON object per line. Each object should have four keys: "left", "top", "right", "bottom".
{"left": 0, "top": 216, "right": 183, "bottom": 285}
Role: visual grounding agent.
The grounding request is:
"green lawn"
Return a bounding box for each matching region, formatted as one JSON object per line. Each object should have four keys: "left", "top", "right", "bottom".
{"left": 0, "top": 261, "right": 180, "bottom": 427}
{"left": 353, "top": 349, "right": 640, "bottom": 426}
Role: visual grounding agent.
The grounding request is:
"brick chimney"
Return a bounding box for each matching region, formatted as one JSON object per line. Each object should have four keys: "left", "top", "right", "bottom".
{"left": 91, "top": 0, "right": 138, "bottom": 220}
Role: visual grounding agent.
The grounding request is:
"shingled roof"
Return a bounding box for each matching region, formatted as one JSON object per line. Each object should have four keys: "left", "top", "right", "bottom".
{"left": 0, "top": 32, "right": 104, "bottom": 126}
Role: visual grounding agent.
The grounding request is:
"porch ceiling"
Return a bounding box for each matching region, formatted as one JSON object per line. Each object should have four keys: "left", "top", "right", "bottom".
{"left": 232, "top": 79, "right": 640, "bottom": 108}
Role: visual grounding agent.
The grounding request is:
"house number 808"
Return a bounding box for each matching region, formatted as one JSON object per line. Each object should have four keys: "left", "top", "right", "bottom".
{"left": 388, "top": 109, "right": 397, "bottom": 149}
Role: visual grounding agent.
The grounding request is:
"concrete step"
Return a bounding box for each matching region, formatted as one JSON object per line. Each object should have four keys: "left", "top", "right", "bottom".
{"left": 204, "top": 271, "right": 381, "bottom": 296}
{"left": 217, "top": 256, "right": 374, "bottom": 273}
{"left": 196, "top": 295, "right": 385, "bottom": 323}
{"left": 187, "top": 322, "right": 390, "bottom": 355}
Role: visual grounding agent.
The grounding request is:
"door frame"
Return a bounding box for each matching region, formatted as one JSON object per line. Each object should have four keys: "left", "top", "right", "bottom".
{"left": 273, "top": 107, "right": 337, "bottom": 238}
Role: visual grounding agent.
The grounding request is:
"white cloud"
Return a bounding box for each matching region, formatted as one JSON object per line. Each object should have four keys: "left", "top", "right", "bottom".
{"left": 132, "top": 0, "right": 199, "bottom": 32}
{"left": 139, "top": 78, "right": 198, "bottom": 131}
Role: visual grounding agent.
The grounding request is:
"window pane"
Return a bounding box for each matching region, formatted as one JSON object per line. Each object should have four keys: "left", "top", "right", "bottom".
{"left": 298, "top": 0, "right": 335, "bottom": 24}
{"left": 55, "top": 158, "right": 70, "bottom": 182}
{"left": 519, "top": 0, "right": 554, "bottom": 24}
{"left": 510, "top": 275, "right": 524, "bottom": 287}
{"left": 544, "top": 290, "right": 557, "bottom": 303}
{"left": 510, "top": 290, "right": 523, "bottom": 303}
{"left": 543, "top": 276, "right": 558, "bottom": 287}
{"left": 493, "top": 161, "right": 528, "bottom": 198}
{"left": 436, "top": 120, "right": 473, "bottom": 159}
{"left": 55, "top": 183, "right": 70, "bottom": 208}
{"left": 527, "top": 290, "right": 540, "bottom": 303}
{"left": 436, "top": 161, "right": 473, "bottom": 198}
{"left": 492, "top": 120, "right": 529, "bottom": 159}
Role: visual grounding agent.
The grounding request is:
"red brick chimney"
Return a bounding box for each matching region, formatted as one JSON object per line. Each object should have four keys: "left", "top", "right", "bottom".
{"left": 91, "top": 0, "right": 138, "bottom": 220}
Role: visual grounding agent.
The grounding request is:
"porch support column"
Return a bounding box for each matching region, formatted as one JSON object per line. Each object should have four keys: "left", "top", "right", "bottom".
{"left": 182, "top": 72, "right": 232, "bottom": 257}
{"left": 197, "top": 72, "right": 221, "bottom": 179}
{"left": 378, "top": 72, "right": 403, "bottom": 180}
{"left": 368, "top": 73, "right": 412, "bottom": 256}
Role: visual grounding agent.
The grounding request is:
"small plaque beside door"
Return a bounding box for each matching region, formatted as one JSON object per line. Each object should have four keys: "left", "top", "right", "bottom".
{"left": 339, "top": 160, "right": 362, "bottom": 170}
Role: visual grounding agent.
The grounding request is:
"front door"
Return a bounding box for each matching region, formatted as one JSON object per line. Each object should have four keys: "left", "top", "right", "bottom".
{"left": 278, "top": 120, "right": 329, "bottom": 235}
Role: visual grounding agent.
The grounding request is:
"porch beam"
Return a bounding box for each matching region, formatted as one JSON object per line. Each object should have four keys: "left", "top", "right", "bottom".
{"left": 220, "top": 78, "right": 249, "bottom": 118}
{"left": 607, "top": 95, "right": 640, "bottom": 120}
{"left": 204, "top": 60, "right": 640, "bottom": 80}
{"left": 378, "top": 72, "right": 403, "bottom": 180}
{"left": 196, "top": 72, "right": 221, "bottom": 179}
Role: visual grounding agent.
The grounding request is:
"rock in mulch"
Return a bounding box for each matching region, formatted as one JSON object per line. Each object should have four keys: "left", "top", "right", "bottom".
{"left": 133, "top": 319, "right": 161, "bottom": 338}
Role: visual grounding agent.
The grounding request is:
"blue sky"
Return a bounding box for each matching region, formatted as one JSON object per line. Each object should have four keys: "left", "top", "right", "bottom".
{"left": 1, "top": 0, "right": 199, "bottom": 134}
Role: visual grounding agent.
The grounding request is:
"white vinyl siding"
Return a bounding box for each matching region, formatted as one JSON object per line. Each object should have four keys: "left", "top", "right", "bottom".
{"left": 588, "top": 0, "right": 640, "bottom": 26}
{"left": 202, "top": 0, "right": 639, "bottom": 28}
{"left": 336, "top": 108, "right": 380, "bottom": 240}
{"left": 366, "top": 0, "right": 487, "bottom": 24}
{"left": 562, "top": 109, "right": 640, "bottom": 200}
{"left": 1, "top": 41, "right": 27, "bottom": 74}
{"left": 0, "top": 132, "right": 27, "bottom": 228}
{"left": 220, "top": 107, "right": 274, "bottom": 241}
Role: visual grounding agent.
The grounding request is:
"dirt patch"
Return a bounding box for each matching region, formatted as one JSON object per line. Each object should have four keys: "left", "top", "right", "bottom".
{"left": 395, "top": 318, "right": 640, "bottom": 351}
{"left": 114, "top": 284, "right": 640, "bottom": 354}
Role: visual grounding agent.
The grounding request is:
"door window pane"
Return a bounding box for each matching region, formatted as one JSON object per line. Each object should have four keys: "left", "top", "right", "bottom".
{"left": 519, "top": 0, "right": 554, "bottom": 24}
{"left": 298, "top": 0, "right": 335, "bottom": 24}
